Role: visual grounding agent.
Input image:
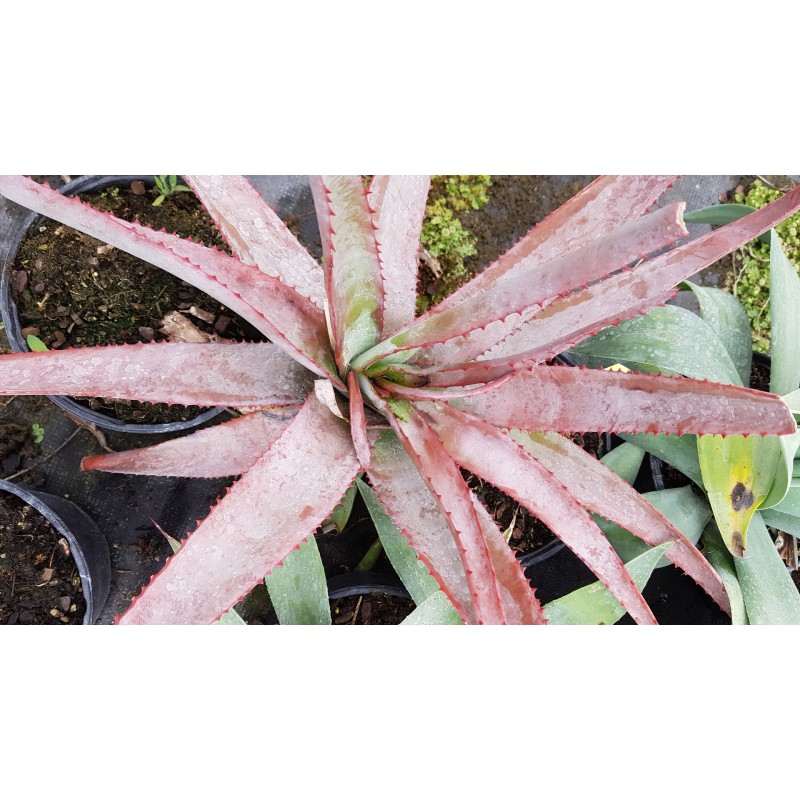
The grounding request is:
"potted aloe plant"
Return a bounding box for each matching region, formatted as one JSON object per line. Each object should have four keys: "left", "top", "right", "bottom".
{"left": 0, "top": 174, "right": 798, "bottom": 625}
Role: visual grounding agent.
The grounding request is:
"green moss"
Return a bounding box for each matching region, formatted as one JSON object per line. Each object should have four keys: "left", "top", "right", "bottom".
{"left": 729, "top": 179, "right": 800, "bottom": 352}
{"left": 417, "top": 175, "right": 491, "bottom": 313}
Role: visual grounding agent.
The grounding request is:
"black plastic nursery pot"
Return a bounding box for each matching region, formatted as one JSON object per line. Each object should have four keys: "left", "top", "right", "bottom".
{"left": 0, "top": 478, "right": 111, "bottom": 624}
{"left": 0, "top": 175, "right": 225, "bottom": 435}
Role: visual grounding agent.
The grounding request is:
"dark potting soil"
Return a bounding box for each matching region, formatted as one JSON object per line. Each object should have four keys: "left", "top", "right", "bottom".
{"left": 10, "top": 179, "right": 266, "bottom": 425}
{"left": 462, "top": 175, "right": 596, "bottom": 275}
{"left": 465, "top": 432, "right": 608, "bottom": 556}
{"left": 750, "top": 356, "right": 770, "bottom": 392}
{"left": 0, "top": 492, "right": 87, "bottom": 624}
{"left": 331, "top": 592, "right": 415, "bottom": 625}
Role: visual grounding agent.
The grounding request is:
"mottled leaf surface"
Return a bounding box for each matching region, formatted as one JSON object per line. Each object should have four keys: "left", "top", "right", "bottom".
{"left": 372, "top": 176, "right": 430, "bottom": 333}
{"left": 82, "top": 410, "right": 291, "bottom": 477}
{"left": 698, "top": 434, "right": 781, "bottom": 556}
{"left": 324, "top": 175, "right": 384, "bottom": 368}
{"left": 117, "top": 395, "right": 359, "bottom": 624}
{"left": 0, "top": 342, "right": 315, "bottom": 408}
{"left": 455, "top": 365, "right": 795, "bottom": 436}
{"left": 184, "top": 175, "right": 326, "bottom": 309}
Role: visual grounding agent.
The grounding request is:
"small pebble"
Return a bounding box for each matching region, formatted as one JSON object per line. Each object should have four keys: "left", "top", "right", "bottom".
{"left": 130, "top": 180, "right": 146, "bottom": 196}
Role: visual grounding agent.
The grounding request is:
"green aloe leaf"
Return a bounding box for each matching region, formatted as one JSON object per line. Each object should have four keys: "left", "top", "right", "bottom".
{"left": 733, "top": 512, "right": 800, "bottom": 624}
{"left": 401, "top": 590, "right": 463, "bottom": 625}
{"left": 570, "top": 304, "right": 741, "bottom": 385}
{"left": 698, "top": 433, "right": 781, "bottom": 556}
{"left": 782, "top": 388, "right": 800, "bottom": 418}
{"left": 264, "top": 534, "right": 331, "bottom": 625}
{"left": 357, "top": 478, "right": 439, "bottom": 606}
{"left": 700, "top": 521, "right": 747, "bottom": 625}
{"left": 599, "top": 441, "right": 644, "bottom": 486}
{"left": 760, "top": 508, "right": 800, "bottom": 536}
{"left": 619, "top": 432, "right": 703, "bottom": 488}
{"left": 760, "top": 431, "right": 800, "bottom": 509}
{"left": 768, "top": 229, "right": 800, "bottom": 397}
{"left": 324, "top": 479, "right": 359, "bottom": 533}
{"left": 543, "top": 543, "right": 673, "bottom": 625}
{"left": 683, "top": 204, "right": 758, "bottom": 226}
{"left": 680, "top": 281, "right": 752, "bottom": 385}
{"left": 597, "top": 486, "right": 712, "bottom": 567}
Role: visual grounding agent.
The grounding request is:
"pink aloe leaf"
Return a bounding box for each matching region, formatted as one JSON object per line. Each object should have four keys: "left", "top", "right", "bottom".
{"left": 0, "top": 175, "right": 338, "bottom": 382}
{"left": 367, "top": 430, "right": 545, "bottom": 624}
{"left": 389, "top": 407, "right": 507, "bottom": 624}
{"left": 436, "top": 175, "right": 680, "bottom": 311}
{"left": 117, "top": 393, "right": 360, "bottom": 624}
{"left": 366, "top": 429, "right": 477, "bottom": 624}
{"left": 82, "top": 411, "right": 292, "bottom": 477}
{"left": 367, "top": 175, "right": 390, "bottom": 218}
{"left": 417, "top": 401, "right": 658, "bottom": 625}
{"left": 466, "top": 184, "right": 800, "bottom": 373}
{"left": 308, "top": 175, "right": 333, "bottom": 271}
{"left": 347, "top": 370, "right": 371, "bottom": 469}
{"left": 372, "top": 176, "right": 431, "bottom": 333}
{"left": 352, "top": 202, "right": 688, "bottom": 369}
{"left": 183, "top": 175, "right": 326, "bottom": 309}
{"left": 0, "top": 342, "right": 315, "bottom": 407}
{"left": 323, "top": 175, "right": 385, "bottom": 369}
{"left": 453, "top": 365, "right": 797, "bottom": 436}
{"left": 413, "top": 175, "right": 681, "bottom": 364}
{"left": 361, "top": 383, "right": 506, "bottom": 624}
{"left": 469, "top": 493, "right": 547, "bottom": 625}
{"left": 508, "top": 430, "right": 731, "bottom": 614}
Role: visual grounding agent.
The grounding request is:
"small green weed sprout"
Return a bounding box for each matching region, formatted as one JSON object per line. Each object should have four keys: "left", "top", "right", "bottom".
{"left": 153, "top": 176, "right": 193, "bottom": 206}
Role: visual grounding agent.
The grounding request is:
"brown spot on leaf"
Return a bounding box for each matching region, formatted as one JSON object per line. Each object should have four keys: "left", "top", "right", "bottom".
{"left": 731, "top": 531, "right": 744, "bottom": 559}
{"left": 731, "top": 482, "right": 755, "bottom": 511}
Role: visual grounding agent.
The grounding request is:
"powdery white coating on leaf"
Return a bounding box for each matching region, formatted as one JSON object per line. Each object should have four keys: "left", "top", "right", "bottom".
{"left": 457, "top": 366, "right": 797, "bottom": 437}
{"left": 324, "top": 175, "right": 384, "bottom": 367}
{"left": 372, "top": 176, "right": 431, "bottom": 333}
{"left": 117, "top": 394, "right": 360, "bottom": 624}
{"left": 81, "top": 411, "right": 291, "bottom": 477}
{"left": 420, "top": 175, "right": 680, "bottom": 363}
{"left": 376, "top": 200, "right": 687, "bottom": 367}
{"left": 480, "top": 185, "right": 800, "bottom": 368}
{"left": 184, "top": 175, "right": 327, "bottom": 309}
{"left": 510, "top": 430, "right": 730, "bottom": 614}
{"left": 0, "top": 342, "right": 316, "bottom": 407}
{"left": 0, "top": 176, "right": 337, "bottom": 382}
{"left": 367, "top": 430, "right": 477, "bottom": 624}
{"left": 419, "top": 402, "right": 658, "bottom": 625}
